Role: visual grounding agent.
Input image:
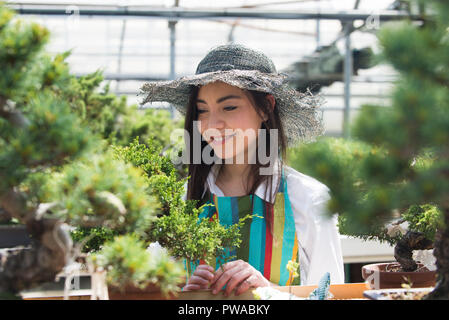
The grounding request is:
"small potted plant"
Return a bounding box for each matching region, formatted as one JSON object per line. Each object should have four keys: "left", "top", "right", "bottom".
{"left": 360, "top": 204, "right": 441, "bottom": 289}
{"left": 287, "top": 0, "right": 448, "bottom": 299}
{"left": 88, "top": 234, "right": 185, "bottom": 300}
{"left": 0, "top": 48, "right": 179, "bottom": 296}
{"left": 0, "top": 4, "right": 102, "bottom": 298}
{"left": 113, "top": 139, "right": 251, "bottom": 279}
{"left": 0, "top": 4, "right": 211, "bottom": 300}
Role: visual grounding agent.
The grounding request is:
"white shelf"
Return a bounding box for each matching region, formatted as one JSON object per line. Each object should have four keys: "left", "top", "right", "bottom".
{"left": 340, "top": 235, "right": 395, "bottom": 264}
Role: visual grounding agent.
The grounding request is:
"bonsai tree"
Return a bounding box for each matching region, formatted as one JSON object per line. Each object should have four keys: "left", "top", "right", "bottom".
{"left": 89, "top": 234, "right": 186, "bottom": 297}
{"left": 0, "top": 4, "right": 89, "bottom": 296}
{"left": 0, "top": 4, "right": 184, "bottom": 298}
{"left": 288, "top": 0, "right": 448, "bottom": 299}
{"left": 288, "top": 137, "right": 443, "bottom": 272}
{"left": 47, "top": 61, "right": 184, "bottom": 153}
{"left": 113, "top": 138, "right": 251, "bottom": 276}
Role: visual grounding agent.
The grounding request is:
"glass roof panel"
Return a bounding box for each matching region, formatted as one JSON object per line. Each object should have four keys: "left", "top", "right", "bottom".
{"left": 6, "top": 0, "right": 401, "bottom": 135}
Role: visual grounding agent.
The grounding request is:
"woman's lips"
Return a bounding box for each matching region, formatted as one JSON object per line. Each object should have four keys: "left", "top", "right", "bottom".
{"left": 210, "top": 133, "right": 236, "bottom": 145}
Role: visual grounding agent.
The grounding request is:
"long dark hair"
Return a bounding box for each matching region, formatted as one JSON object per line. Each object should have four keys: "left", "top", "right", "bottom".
{"left": 185, "top": 84, "right": 288, "bottom": 217}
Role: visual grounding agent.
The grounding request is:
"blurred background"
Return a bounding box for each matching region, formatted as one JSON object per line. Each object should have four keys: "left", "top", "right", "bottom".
{"left": 6, "top": 0, "right": 420, "bottom": 137}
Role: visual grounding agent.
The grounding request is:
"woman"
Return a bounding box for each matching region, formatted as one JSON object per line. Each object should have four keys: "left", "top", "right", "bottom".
{"left": 140, "top": 44, "right": 344, "bottom": 296}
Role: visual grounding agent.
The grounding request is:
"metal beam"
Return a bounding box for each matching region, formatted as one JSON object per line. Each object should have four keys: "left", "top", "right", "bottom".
{"left": 74, "top": 72, "right": 397, "bottom": 83}
{"left": 8, "top": 4, "right": 422, "bottom": 21}
{"left": 74, "top": 73, "right": 168, "bottom": 81}
{"left": 115, "top": 18, "right": 126, "bottom": 92}
{"left": 167, "top": 0, "right": 180, "bottom": 119}
{"left": 343, "top": 23, "right": 353, "bottom": 139}
{"left": 116, "top": 90, "right": 389, "bottom": 99}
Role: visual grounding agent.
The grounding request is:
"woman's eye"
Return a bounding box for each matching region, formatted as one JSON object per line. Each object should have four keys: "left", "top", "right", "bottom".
{"left": 224, "top": 106, "right": 237, "bottom": 111}
{"left": 197, "top": 109, "right": 208, "bottom": 114}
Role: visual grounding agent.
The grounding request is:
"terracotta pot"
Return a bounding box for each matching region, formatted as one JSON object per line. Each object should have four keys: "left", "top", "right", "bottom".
{"left": 108, "top": 283, "right": 179, "bottom": 300}
{"left": 362, "top": 262, "right": 437, "bottom": 289}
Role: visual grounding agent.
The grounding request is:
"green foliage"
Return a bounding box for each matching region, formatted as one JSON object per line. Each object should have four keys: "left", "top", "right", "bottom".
{"left": 53, "top": 66, "right": 183, "bottom": 152}
{"left": 114, "top": 107, "right": 183, "bottom": 151}
{"left": 0, "top": 6, "right": 93, "bottom": 194}
{"left": 287, "top": 137, "right": 395, "bottom": 234}
{"left": 115, "top": 138, "right": 249, "bottom": 265}
{"left": 70, "top": 226, "right": 117, "bottom": 253}
{"left": 89, "top": 234, "right": 185, "bottom": 296}
{"left": 288, "top": 0, "right": 449, "bottom": 253}
{"left": 402, "top": 204, "right": 444, "bottom": 242}
{"left": 113, "top": 137, "right": 184, "bottom": 216}
{"left": 113, "top": 137, "right": 177, "bottom": 178}
{"left": 0, "top": 6, "right": 50, "bottom": 100}
{"left": 41, "top": 151, "right": 158, "bottom": 238}
{"left": 288, "top": 136, "right": 443, "bottom": 245}
{"left": 64, "top": 71, "right": 128, "bottom": 140}
{"left": 152, "top": 203, "right": 251, "bottom": 265}
{"left": 1, "top": 92, "right": 91, "bottom": 172}
{"left": 287, "top": 136, "right": 374, "bottom": 188}
{"left": 0, "top": 4, "right": 189, "bottom": 295}
{"left": 348, "top": 3, "right": 449, "bottom": 216}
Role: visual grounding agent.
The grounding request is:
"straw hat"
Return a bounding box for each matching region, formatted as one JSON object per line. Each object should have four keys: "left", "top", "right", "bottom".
{"left": 139, "top": 43, "right": 324, "bottom": 145}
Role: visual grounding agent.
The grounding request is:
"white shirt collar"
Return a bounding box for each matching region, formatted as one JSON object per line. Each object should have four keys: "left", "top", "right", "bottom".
{"left": 201, "top": 160, "right": 282, "bottom": 204}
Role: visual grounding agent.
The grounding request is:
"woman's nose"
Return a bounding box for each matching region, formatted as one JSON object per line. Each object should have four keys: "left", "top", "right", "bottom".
{"left": 206, "top": 111, "right": 225, "bottom": 129}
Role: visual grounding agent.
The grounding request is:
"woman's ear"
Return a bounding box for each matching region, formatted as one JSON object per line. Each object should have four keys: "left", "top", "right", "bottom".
{"left": 262, "top": 94, "right": 276, "bottom": 121}
{"left": 266, "top": 94, "right": 276, "bottom": 112}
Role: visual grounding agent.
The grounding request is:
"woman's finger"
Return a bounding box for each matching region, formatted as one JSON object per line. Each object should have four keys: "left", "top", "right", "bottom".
{"left": 223, "top": 267, "right": 252, "bottom": 296}
{"left": 192, "top": 268, "right": 215, "bottom": 282}
{"left": 210, "top": 262, "right": 246, "bottom": 294}
{"left": 235, "top": 274, "right": 259, "bottom": 296}
{"left": 210, "top": 260, "right": 243, "bottom": 286}
{"left": 183, "top": 283, "right": 205, "bottom": 291}
{"left": 188, "top": 275, "right": 210, "bottom": 286}
{"left": 184, "top": 264, "right": 215, "bottom": 291}
{"left": 196, "top": 264, "right": 215, "bottom": 273}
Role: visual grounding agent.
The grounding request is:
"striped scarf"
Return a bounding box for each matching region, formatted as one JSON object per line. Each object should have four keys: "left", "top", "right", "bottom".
{"left": 188, "top": 171, "right": 300, "bottom": 286}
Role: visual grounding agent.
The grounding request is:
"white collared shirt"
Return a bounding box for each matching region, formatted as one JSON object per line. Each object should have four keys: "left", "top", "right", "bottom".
{"left": 182, "top": 163, "right": 345, "bottom": 285}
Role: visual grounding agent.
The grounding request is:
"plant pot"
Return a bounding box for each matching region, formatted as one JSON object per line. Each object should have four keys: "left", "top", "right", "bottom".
{"left": 0, "top": 225, "right": 32, "bottom": 248}
{"left": 363, "top": 287, "right": 434, "bottom": 300}
{"left": 107, "top": 283, "right": 178, "bottom": 300}
{"left": 362, "top": 262, "right": 437, "bottom": 289}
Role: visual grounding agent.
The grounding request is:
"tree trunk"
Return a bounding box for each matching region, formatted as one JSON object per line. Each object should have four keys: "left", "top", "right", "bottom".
{"left": 425, "top": 207, "right": 449, "bottom": 300}
{"left": 394, "top": 231, "right": 433, "bottom": 272}
{"left": 0, "top": 218, "right": 72, "bottom": 296}
{"left": 0, "top": 190, "right": 73, "bottom": 296}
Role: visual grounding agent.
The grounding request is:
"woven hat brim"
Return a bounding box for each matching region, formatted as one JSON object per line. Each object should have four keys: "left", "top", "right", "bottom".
{"left": 139, "top": 69, "right": 324, "bottom": 146}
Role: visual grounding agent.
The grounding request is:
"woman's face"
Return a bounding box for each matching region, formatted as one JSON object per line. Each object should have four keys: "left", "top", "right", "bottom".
{"left": 196, "top": 81, "right": 267, "bottom": 162}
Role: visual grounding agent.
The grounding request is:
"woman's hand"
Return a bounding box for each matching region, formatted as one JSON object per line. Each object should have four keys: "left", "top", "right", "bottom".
{"left": 210, "top": 260, "right": 272, "bottom": 296}
{"left": 183, "top": 264, "right": 215, "bottom": 291}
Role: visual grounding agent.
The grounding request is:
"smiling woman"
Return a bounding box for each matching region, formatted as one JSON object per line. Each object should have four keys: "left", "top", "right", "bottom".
{"left": 140, "top": 43, "right": 344, "bottom": 296}
{"left": 195, "top": 82, "right": 270, "bottom": 166}
{"left": 185, "top": 82, "right": 283, "bottom": 201}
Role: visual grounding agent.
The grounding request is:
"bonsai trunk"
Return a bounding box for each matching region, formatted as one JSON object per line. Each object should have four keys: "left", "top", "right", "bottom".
{"left": 394, "top": 231, "right": 433, "bottom": 272}
{"left": 425, "top": 207, "right": 449, "bottom": 300}
{"left": 0, "top": 189, "right": 73, "bottom": 297}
